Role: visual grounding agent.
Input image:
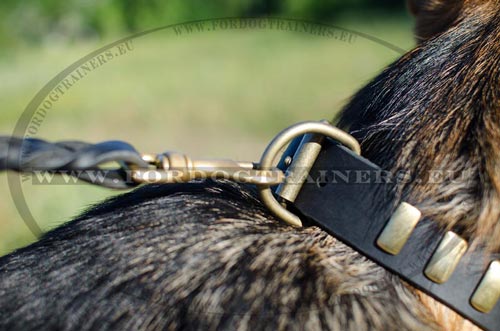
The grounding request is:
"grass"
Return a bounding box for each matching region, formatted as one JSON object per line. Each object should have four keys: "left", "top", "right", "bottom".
{"left": 0, "top": 15, "right": 415, "bottom": 256}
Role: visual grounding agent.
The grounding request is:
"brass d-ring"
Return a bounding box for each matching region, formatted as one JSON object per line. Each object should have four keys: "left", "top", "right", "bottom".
{"left": 258, "top": 121, "right": 361, "bottom": 227}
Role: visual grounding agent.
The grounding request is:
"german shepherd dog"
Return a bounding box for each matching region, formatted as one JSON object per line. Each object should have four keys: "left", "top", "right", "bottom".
{"left": 1, "top": 1, "right": 498, "bottom": 330}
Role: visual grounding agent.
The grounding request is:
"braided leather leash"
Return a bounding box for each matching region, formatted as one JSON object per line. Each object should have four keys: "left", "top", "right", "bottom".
{"left": 0, "top": 136, "right": 149, "bottom": 189}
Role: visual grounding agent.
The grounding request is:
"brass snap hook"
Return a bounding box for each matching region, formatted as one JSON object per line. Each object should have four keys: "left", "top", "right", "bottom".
{"left": 131, "top": 152, "right": 285, "bottom": 186}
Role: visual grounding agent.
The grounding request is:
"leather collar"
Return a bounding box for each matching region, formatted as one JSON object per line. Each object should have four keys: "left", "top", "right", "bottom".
{"left": 278, "top": 138, "right": 500, "bottom": 331}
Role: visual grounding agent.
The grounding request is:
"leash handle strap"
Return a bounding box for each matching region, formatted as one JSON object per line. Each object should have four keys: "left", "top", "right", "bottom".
{"left": 291, "top": 140, "right": 500, "bottom": 331}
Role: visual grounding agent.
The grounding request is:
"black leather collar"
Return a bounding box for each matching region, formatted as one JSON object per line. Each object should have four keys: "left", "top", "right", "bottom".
{"left": 283, "top": 139, "right": 500, "bottom": 331}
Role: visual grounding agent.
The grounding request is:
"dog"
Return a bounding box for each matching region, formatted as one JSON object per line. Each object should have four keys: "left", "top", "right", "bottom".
{"left": 1, "top": 1, "right": 498, "bottom": 330}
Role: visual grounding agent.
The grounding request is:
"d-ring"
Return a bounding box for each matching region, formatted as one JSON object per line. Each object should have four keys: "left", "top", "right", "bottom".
{"left": 258, "top": 121, "right": 361, "bottom": 227}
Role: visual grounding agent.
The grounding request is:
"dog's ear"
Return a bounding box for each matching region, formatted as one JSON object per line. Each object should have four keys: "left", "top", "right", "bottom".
{"left": 407, "top": 0, "right": 464, "bottom": 42}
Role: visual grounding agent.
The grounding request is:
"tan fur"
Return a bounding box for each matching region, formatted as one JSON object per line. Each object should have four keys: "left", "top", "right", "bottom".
{"left": 416, "top": 290, "right": 481, "bottom": 331}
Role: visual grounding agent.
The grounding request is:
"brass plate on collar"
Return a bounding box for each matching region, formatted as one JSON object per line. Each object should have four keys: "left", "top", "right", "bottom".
{"left": 376, "top": 202, "right": 421, "bottom": 255}
{"left": 471, "top": 260, "right": 500, "bottom": 313}
{"left": 424, "top": 231, "right": 468, "bottom": 284}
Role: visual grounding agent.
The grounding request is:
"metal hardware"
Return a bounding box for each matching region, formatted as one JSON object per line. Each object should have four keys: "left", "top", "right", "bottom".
{"left": 283, "top": 156, "right": 293, "bottom": 167}
{"left": 258, "top": 121, "right": 361, "bottom": 227}
{"left": 275, "top": 133, "right": 324, "bottom": 203}
{"left": 471, "top": 260, "right": 500, "bottom": 313}
{"left": 129, "top": 121, "right": 360, "bottom": 229}
{"left": 424, "top": 231, "right": 468, "bottom": 284}
{"left": 131, "top": 152, "right": 285, "bottom": 186}
{"left": 129, "top": 121, "right": 361, "bottom": 228}
{"left": 376, "top": 202, "right": 422, "bottom": 255}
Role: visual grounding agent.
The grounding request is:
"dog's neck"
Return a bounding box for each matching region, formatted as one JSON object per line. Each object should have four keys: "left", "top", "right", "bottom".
{"left": 338, "top": 8, "right": 500, "bottom": 254}
{"left": 337, "top": 6, "right": 500, "bottom": 330}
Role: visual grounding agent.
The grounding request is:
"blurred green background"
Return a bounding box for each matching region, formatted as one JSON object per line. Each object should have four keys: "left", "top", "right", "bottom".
{"left": 0, "top": 1, "right": 416, "bottom": 256}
